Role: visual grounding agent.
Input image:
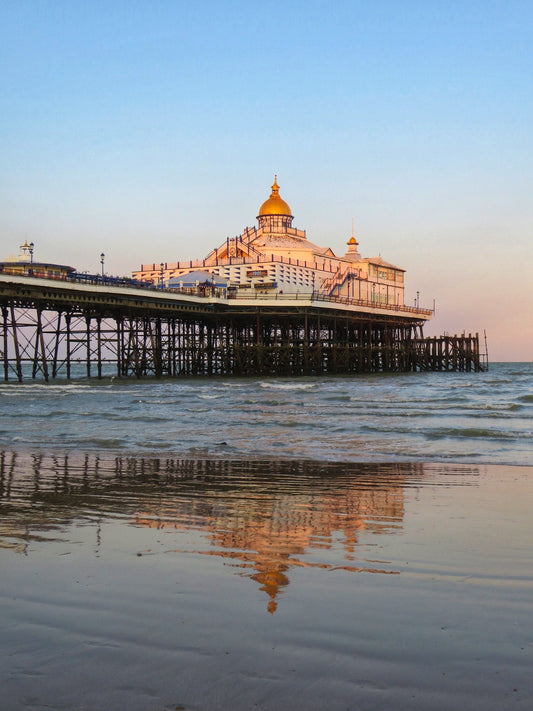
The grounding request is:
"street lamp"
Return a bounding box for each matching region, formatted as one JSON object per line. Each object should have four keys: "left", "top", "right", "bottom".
{"left": 100, "top": 253, "right": 105, "bottom": 278}
{"left": 29, "top": 242, "right": 34, "bottom": 275}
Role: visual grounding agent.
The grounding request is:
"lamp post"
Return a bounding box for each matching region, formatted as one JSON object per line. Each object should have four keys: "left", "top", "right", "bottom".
{"left": 100, "top": 253, "right": 105, "bottom": 278}
{"left": 29, "top": 242, "right": 34, "bottom": 275}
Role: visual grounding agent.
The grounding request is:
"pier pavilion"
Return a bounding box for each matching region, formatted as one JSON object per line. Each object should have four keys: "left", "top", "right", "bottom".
{"left": 133, "top": 177, "right": 406, "bottom": 307}
{"left": 0, "top": 239, "right": 75, "bottom": 279}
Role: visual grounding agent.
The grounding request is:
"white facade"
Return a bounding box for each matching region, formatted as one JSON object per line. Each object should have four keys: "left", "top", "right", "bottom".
{"left": 133, "top": 178, "right": 406, "bottom": 306}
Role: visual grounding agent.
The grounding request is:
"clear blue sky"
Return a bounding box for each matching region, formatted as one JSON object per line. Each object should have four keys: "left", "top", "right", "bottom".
{"left": 1, "top": 0, "right": 532, "bottom": 359}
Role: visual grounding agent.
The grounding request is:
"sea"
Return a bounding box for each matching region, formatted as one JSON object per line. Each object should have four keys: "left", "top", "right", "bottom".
{"left": 1, "top": 362, "right": 533, "bottom": 710}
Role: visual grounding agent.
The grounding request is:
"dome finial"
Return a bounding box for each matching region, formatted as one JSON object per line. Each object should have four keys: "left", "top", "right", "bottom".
{"left": 346, "top": 217, "right": 360, "bottom": 254}
{"left": 258, "top": 177, "right": 293, "bottom": 218}
{"left": 347, "top": 217, "right": 359, "bottom": 247}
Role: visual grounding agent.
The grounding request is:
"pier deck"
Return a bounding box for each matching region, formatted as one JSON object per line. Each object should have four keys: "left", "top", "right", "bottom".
{"left": 0, "top": 274, "right": 485, "bottom": 380}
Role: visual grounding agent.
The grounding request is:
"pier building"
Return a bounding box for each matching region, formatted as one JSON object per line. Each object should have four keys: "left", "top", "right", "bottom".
{"left": 133, "top": 177, "right": 405, "bottom": 307}
{"left": 0, "top": 240, "right": 75, "bottom": 279}
{"left": 0, "top": 183, "right": 487, "bottom": 381}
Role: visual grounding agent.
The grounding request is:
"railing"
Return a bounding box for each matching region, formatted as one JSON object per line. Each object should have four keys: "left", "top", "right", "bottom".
{"left": 221, "top": 289, "right": 432, "bottom": 316}
{"left": 319, "top": 266, "right": 359, "bottom": 295}
{"left": 310, "top": 292, "right": 433, "bottom": 316}
{"left": 0, "top": 270, "right": 433, "bottom": 317}
{"left": 0, "top": 268, "right": 156, "bottom": 290}
{"left": 138, "top": 252, "right": 341, "bottom": 274}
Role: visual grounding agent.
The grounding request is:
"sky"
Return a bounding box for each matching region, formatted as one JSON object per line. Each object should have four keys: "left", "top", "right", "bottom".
{"left": 1, "top": 0, "right": 532, "bottom": 360}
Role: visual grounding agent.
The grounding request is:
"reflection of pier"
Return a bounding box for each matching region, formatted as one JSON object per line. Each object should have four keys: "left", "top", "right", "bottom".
{"left": 0, "top": 452, "right": 418, "bottom": 611}
{"left": 0, "top": 273, "right": 485, "bottom": 381}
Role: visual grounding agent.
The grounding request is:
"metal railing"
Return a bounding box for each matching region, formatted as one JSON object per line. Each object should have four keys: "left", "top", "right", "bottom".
{"left": 310, "top": 291, "right": 433, "bottom": 315}
{"left": 1, "top": 269, "right": 433, "bottom": 317}
{"left": 223, "top": 289, "right": 432, "bottom": 316}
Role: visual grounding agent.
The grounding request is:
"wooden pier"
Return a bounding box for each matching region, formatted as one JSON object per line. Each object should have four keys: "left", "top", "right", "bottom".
{"left": 0, "top": 273, "right": 486, "bottom": 381}
{"left": 409, "top": 334, "right": 485, "bottom": 372}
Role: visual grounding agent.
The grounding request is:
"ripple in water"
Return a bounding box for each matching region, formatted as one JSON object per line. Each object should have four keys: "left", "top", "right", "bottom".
{"left": 0, "top": 363, "right": 532, "bottom": 465}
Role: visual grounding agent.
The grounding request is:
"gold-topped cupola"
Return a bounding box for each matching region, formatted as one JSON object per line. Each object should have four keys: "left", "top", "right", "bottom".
{"left": 257, "top": 176, "right": 294, "bottom": 232}
{"left": 345, "top": 219, "right": 361, "bottom": 259}
{"left": 258, "top": 176, "right": 292, "bottom": 217}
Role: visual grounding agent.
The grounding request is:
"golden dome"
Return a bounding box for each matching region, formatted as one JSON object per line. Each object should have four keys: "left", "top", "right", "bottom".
{"left": 258, "top": 176, "right": 292, "bottom": 217}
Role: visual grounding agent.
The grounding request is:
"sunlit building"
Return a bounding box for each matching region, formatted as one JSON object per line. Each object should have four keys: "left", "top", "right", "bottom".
{"left": 132, "top": 177, "right": 406, "bottom": 306}
{"left": 0, "top": 240, "right": 75, "bottom": 279}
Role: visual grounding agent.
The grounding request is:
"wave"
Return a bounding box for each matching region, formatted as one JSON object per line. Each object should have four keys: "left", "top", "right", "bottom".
{"left": 268, "top": 420, "right": 317, "bottom": 429}
{"left": 64, "top": 437, "right": 128, "bottom": 448}
{"left": 259, "top": 382, "right": 318, "bottom": 391}
{"left": 0, "top": 382, "right": 92, "bottom": 391}
{"left": 518, "top": 394, "right": 533, "bottom": 403}
{"left": 425, "top": 427, "right": 518, "bottom": 440}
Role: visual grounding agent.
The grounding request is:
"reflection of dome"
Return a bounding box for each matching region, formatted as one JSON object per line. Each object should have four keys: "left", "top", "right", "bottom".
{"left": 258, "top": 176, "right": 292, "bottom": 217}
{"left": 252, "top": 568, "right": 290, "bottom": 614}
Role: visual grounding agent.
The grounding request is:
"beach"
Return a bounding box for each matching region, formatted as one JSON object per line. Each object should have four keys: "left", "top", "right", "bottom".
{"left": 0, "top": 453, "right": 533, "bottom": 711}
{"left": 1, "top": 364, "right": 533, "bottom": 710}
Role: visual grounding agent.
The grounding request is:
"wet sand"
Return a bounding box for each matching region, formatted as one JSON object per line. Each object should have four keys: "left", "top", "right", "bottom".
{"left": 1, "top": 452, "right": 532, "bottom": 710}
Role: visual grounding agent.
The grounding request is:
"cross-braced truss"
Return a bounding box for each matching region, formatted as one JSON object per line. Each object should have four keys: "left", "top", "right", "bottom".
{"left": 0, "top": 301, "right": 484, "bottom": 382}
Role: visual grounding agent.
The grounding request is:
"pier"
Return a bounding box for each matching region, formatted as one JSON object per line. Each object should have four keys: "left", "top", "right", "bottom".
{"left": 0, "top": 273, "right": 486, "bottom": 381}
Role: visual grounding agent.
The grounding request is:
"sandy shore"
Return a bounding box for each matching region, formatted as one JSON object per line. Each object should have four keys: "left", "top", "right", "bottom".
{"left": 1, "top": 451, "right": 532, "bottom": 710}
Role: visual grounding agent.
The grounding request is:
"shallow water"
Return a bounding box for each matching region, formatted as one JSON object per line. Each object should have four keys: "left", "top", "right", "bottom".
{"left": 1, "top": 362, "right": 532, "bottom": 465}
{"left": 1, "top": 363, "right": 533, "bottom": 709}
{"left": 1, "top": 453, "right": 533, "bottom": 710}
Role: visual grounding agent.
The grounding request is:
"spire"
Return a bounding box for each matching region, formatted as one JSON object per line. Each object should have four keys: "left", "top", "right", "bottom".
{"left": 346, "top": 218, "right": 360, "bottom": 258}
{"left": 347, "top": 218, "right": 359, "bottom": 249}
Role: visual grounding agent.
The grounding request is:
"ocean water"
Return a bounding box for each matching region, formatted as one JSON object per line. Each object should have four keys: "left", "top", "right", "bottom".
{"left": 1, "top": 363, "right": 533, "bottom": 710}
{"left": 1, "top": 362, "right": 532, "bottom": 465}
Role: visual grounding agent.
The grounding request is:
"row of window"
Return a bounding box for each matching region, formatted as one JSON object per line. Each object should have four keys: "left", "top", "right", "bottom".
{"left": 369, "top": 265, "right": 404, "bottom": 282}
